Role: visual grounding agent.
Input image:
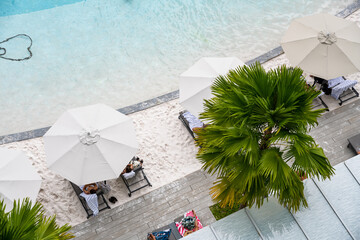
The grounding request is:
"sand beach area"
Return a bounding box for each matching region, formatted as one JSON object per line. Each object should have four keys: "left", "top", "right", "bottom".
{"left": 2, "top": 9, "right": 360, "bottom": 227}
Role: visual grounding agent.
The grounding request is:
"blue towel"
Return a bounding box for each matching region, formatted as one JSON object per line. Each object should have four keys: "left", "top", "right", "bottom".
{"left": 331, "top": 80, "right": 357, "bottom": 100}
{"left": 182, "top": 111, "right": 204, "bottom": 130}
{"left": 79, "top": 183, "right": 99, "bottom": 216}
{"left": 327, "top": 77, "right": 344, "bottom": 88}
{"left": 79, "top": 192, "right": 99, "bottom": 216}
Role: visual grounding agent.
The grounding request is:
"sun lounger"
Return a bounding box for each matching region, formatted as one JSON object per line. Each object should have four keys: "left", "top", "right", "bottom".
{"left": 312, "top": 91, "right": 329, "bottom": 111}
{"left": 178, "top": 110, "right": 204, "bottom": 139}
{"left": 316, "top": 76, "right": 345, "bottom": 95}
{"left": 147, "top": 211, "right": 201, "bottom": 240}
{"left": 174, "top": 210, "right": 203, "bottom": 237}
{"left": 147, "top": 222, "right": 182, "bottom": 240}
{"left": 327, "top": 76, "right": 345, "bottom": 88}
{"left": 330, "top": 79, "right": 359, "bottom": 105}
{"left": 120, "top": 157, "right": 152, "bottom": 197}
{"left": 312, "top": 76, "right": 326, "bottom": 86}
{"left": 316, "top": 76, "right": 359, "bottom": 105}
{"left": 312, "top": 76, "right": 345, "bottom": 88}
{"left": 306, "top": 84, "right": 329, "bottom": 111}
{"left": 70, "top": 181, "right": 110, "bottom": 218}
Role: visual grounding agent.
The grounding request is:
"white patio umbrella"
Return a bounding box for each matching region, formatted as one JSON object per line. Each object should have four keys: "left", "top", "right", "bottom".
{"left": 281, "top": 13, "right": 360, "bottom": 80}
{"left": 43, "top": 103, "right": 138, "bottom": 186}
{"left": 180, "top": 57, "right": 245, "bottom": 118}
{"left": 0, "top": 148, "right": 42, "bottom": 212}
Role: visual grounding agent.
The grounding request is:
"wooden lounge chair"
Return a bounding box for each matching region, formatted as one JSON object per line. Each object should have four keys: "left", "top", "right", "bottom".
{"left": 318, "top": 77, "right": 359, "bottom": 106}
{"left": 70, "top": 181, "right": 110, "bottom": 218}
{"left": 306, "top": 84, "right": 329, "bottom": 111}
{"left": 330, "top": 79, "right": 359, "bottom": 105}
{"left": 120, "top": 157, "right": 152, "bottom": 197}
{"left": 178, "top": 110, "right": 205, "bottom": 139}
{"left": 178, "top": 110, "right": 195, "bottom": 138}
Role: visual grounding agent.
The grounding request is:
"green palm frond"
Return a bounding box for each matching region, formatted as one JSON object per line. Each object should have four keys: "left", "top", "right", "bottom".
{"left": 0, "top": 198, "right": 74, "bottom": 240}
{"left": 196, "top": 62, "right": 334, "bottom": 212}
{"left": 5, "top": 198, "right": 40, "bottom": 240}
{"left": 34, "top": 215, "right": 74, "bottom": 240}
{"left": 290, "top": 146, "right": 334, "bottom": 180}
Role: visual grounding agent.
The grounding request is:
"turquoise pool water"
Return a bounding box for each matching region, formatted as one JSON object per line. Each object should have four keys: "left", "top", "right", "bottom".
{"left": 0, "top": 0, "right": 355, "bottom": 135}
{"left": 0, "top": 0, "right": 84, "bottom": 17}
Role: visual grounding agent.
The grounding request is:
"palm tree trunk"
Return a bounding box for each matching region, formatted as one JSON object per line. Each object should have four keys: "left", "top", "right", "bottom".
{"left": 260, "top": 128, "right": 272, "bottom": 150}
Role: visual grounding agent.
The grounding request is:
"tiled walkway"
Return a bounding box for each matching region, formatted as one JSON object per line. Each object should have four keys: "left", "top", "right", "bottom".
{"left": 71, "top": 170, "right": 217, "bottom": 240}
{"left": 310, "top": 98, "right": 360, "bottom": 165}
{"left": 71, "top": 98, "right": 360, "bottom": 240}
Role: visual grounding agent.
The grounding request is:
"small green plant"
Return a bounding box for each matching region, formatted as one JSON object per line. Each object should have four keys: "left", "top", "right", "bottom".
{"left": 0, "top": 198, "right": 74, "bottom": 240}
{"left": 209, "top": 202, "right": 245, "bottom": 220}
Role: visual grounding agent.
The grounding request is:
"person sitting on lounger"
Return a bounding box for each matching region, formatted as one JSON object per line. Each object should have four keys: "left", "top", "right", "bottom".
{"left": 121, "top": 157, "right": 143, "bottom": 179}
{"left": 79, "top": 182, "right": 100, "bottom": 216}
{"left": 82, "top": 183, "right": 98, "bottom": 194}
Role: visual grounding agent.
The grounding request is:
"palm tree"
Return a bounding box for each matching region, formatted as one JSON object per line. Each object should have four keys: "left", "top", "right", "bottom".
{"left": 196, "top": 62, "right": 334, "bottom": 212}
{"left": 0, "top": 198, "right": 74, "bottom": 240}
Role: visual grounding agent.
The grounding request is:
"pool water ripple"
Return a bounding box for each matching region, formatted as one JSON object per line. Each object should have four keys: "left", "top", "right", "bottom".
{"left": 0, "top": 0, "right": 355, "bottom": 135}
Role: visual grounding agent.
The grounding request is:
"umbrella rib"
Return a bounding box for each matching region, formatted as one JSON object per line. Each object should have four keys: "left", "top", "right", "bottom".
{"left": 332, "top": 43, "right": 358, "bottom": 71}
{"left": 99, "top": 120, "right": 129, "bottom": 133}
{"left": 281, "top": 19, "right": 319, "bottom": 44}
{"left": 181, "top": 82, "right": 214, "bottom": 102}
{"left": 336, "top": 38, "right": 360, "bottom": 45}
{"left": 293, "top": 20, "right": 319, "bottom": 33}
{"left": 93, "top": 142, "right": 131, "bottom": 178}
{"left": 100, "top": 137, "right": 138, "bottom": 151}
{"left": 0, "top": 180, "right": 41, "bottom": 185}
{"left": 282, "top": 36, "right": 317, "bottom": 44}
{"left": 285, "top": 36, "right": 360, "bottom": 46}
{"left": 181, "top": 77, "right": 214, "bottom": 100}
{"left": 58, "top": 110, "right": 88, "bottom": 133}
{"left": 45, "top": 133, "right": 79, "bottom": 138}
{"left": 47, "top": 141, "right": 82, "bottom": 168}
{"left": 296, "top": 47, "right": 321, "bottom": 70}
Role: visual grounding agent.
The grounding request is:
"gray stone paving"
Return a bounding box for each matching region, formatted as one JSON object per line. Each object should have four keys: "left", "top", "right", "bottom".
{"left": 71, "top": 170, "right": 217, "bottom": 240}
{"left": 71, "top": 98, "right": 360, "bottom": 240}
{"left": 310, "top": 98, "right": 360, "bottom": 166}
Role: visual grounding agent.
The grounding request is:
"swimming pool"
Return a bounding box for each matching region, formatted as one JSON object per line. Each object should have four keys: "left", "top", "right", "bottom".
{"left": 0, "top": 0, "right": 355, "bottom": 135}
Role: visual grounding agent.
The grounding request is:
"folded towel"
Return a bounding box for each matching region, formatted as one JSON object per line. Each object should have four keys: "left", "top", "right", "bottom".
{"left": 182, "top": 111, "right": 204, "bottom": 130}
{"left": 80, "top": 192, "right": 99, "bottom": 216}
{"left": 122, "top": 170, "right": 136, "bottom": 179}
{"left": 327, "top": 77, "right": 345, "bottom": 88}
{"left": 331, "top": 80, "right": 357, "bottom": 100}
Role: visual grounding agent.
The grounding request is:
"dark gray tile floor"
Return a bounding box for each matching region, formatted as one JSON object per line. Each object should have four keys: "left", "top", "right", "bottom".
{"left": 311, "top": 99, "right": 360, "bottom": 166}
{"left": 71, "top": 170, "right": 217, "bottom": 240}
{"left": 70, "top": 98, "right": 360, "bottom": 240}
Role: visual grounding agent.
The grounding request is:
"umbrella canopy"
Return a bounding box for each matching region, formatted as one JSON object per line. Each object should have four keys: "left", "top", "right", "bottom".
{"left": 0, "top": 148, "right": 42, "bottom": 212}
{"left": 281, "top": 13, "right": 360, "bottom": 80}
{"left": 180, "top": 57, "right": 245, "bottom": 118}
{"left": 43, "top": 103, "right": 138, "bottom": 186}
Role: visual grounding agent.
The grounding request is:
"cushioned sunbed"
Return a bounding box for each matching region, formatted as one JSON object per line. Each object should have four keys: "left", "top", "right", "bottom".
{"left": 70, "top": 181, "right": 110, "bottom": 218}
